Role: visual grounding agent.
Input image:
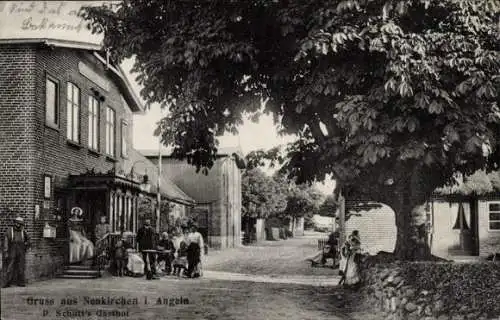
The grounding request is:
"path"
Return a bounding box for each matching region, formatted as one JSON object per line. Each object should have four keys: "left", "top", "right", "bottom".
{"left": 204, "top": 231, "right": 340, "bottom": 277}
{"left": 1, "top": 231, "right": 383, "bottom": 320}
{"left": 1, "top": 277, "right": 352, "bottom": 320}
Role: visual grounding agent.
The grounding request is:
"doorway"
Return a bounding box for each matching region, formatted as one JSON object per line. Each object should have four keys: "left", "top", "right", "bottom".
{"left": 66, "top": 191, "right": 106, "bottom": 243}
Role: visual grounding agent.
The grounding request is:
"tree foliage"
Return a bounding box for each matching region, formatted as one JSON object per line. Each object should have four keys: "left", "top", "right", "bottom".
{"left": 241, "top": 168, "right": 288, "bottom": 219}
{"left": 318, "top": 195, "right": 339, "bottom": 217}
{"left": 282, "top": 183, "right": 324, "bottom": 219}
{"left": 84, "top": 0, "right": 500, "bottom": 259}
{"left": 436, "top": 170, "right": 500, "bottom": 196}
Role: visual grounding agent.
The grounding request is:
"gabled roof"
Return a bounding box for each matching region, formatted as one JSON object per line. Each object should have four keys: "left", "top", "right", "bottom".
{"left": 123, "top": 148, "right": 195, "bottom": 206}
{"left": 0, "top": 1, "right": 143, "bottom": 113}
{"left": 139, "top": 146, "right": 246, "bottom": 169}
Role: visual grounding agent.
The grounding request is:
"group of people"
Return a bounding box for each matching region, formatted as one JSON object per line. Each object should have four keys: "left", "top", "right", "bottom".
{"left": 73, "top": 215, "right": 206, "bottom": 280}
{"left": 131, "top": 219, "right": 205, "bottom": 279}
{"left": 308, "top": 230, "right": 363, "bottom": 288}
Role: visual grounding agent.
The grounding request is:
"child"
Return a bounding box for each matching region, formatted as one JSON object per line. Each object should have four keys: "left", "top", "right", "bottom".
{"left": 114, "top": 240, "right": 127, "bottom": 277}
{"left": 157, "top": 232, "right": 175, "bottom": 275}
{"left": 172, "top": 240, "right": 188, "bottom": 277}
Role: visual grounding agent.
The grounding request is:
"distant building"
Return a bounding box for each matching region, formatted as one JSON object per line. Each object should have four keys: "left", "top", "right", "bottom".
{"left": 311, "top": 214, "right": 335, "bottom": 231}
{"left": 344, "top": 203, "right": 397, "bottom": 255}
{"left": 141, "top": 147, "right": 246, "bottom": 249}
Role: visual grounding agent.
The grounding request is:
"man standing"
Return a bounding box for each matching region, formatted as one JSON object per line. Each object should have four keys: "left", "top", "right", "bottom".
{"left": 3, "top": 216, "right": 30, "bottom": 287}
{"left": 136, "top": 219, "right": 158, "bottom": 280}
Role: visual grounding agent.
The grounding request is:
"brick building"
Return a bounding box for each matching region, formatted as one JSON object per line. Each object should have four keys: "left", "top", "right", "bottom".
{"left": 0, "top": 2, "right": 194, "bottom": 282}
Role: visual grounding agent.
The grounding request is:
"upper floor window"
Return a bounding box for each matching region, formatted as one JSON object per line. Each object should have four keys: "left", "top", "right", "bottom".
{"left": 105, "top": 106, "right": 116, "bottom": 157}
{"left": 88, "top": 96, "right": 100, "bottom": 151}
{"left": 488, "top": 202, "right": 500, "bottom": 230}
{"left": 45, "top": 77, "right": 59, "bottom": 127}
{"left": 66, "top": 83, "right": 80, "bottom": 143}
{"left": 121, "top": 120, "right": 128, "bottom": 157}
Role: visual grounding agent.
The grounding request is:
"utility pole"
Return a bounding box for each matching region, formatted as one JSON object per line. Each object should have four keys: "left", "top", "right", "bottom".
{"left": 156, "top": 138, "right": 162, "bottom": 233}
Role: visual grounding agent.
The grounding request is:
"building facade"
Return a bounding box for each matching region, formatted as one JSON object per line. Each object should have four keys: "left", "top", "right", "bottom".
{"left": 431, "top": 195, "right": 500, "bottom": 259}
{"left": 0, "top": 42, "right": 195, "bottom": 282}
{"left": 344, "top": 203, "right": 397, "bottom": 255}
{"left": 141, "top": 147, "right": 246, "bottom": 249}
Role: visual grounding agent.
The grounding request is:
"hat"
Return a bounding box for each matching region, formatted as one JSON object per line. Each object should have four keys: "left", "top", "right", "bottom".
{"left": 14, "top": 216, "right": 24, "bottom": 224}
{"left": 122, "top": 231, "right": 133, "bottom": 239}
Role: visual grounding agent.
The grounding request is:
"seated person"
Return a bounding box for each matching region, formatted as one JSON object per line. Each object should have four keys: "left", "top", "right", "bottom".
{"left": 172, "top": 240, "right": 188, "bottom": 277}
{"left": 157, "top": 232, "right": 175, "bottom": 274}
{"left": 322, "top": 231, "right": 339, "bottom": 265}
{"left": 120, "top": 232, "right": 144, "bottom": 277}
{"left": 68, "top": 213, "right": 94, "bottom": 264}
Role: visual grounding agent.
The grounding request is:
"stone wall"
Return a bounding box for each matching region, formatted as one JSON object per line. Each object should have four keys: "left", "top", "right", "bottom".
{"left": 360, "top": 260, "right": 500, "bottom": 320}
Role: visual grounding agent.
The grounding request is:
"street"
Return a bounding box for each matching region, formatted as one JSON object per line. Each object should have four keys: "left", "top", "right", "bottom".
{"left": 1, "top": 233, "right": 381, "bottom": 320}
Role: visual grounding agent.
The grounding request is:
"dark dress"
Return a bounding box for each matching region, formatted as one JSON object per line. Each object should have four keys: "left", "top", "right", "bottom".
{"left": 136, "top": 226, "right": 157, "bottom": 278}
{"left": 186, "top": 242, "right": 201, "bottom": 277}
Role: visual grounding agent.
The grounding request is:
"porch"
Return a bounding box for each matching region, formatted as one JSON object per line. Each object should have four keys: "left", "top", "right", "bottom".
{"left": 57, "top": 169, "right": 153, "bottom": 278}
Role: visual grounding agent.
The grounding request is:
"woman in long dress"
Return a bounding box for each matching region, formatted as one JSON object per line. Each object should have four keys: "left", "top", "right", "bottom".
{"left": 342, "top": 230, "right": 362, "bottom": 287}
{"left": 68, "top": 215, "right": 95, "bottom": 264}
{"left": 186, "top": 224, "right": 204, "bottom": 278}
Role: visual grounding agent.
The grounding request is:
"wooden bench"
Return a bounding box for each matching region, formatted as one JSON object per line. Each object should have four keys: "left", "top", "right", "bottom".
{"left": 318, "top": 238, "right": 329, "bottom": 250}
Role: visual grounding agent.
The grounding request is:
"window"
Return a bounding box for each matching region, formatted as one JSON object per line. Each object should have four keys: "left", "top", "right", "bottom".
{"left": 66, "top": 83, "right": 80, "bottom": 142}
{"left": 488, "top": 202, "right": 500, "bottom": 230}
{"left": 121, "top": 120, "right": 128, "bottom": 157}
{"left": 88, "top": 96, "right": 100, "bottom": 150}
{"left": 105, "top": 106, "right": 116, "bottom": 156}
{"left": 45, "top": 77, "right": 59, "bottom": 126}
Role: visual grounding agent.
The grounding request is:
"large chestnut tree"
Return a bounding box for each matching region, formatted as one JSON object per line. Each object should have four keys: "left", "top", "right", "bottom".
{"left": 84, "top": 0, "right": 500, "bottom": 260}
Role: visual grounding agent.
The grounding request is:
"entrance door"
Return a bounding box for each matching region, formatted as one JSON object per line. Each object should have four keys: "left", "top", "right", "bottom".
{"left": 67, "top": 191, "right": 106, "bottom": 243}
{"left": 83, "top": 191, "right": 106, "bottom": 243}
{"left": 450, "top": 202, "right": 476, "bottom": 256}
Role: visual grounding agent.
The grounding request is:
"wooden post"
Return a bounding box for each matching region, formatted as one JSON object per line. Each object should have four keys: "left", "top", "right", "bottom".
{"left": 156, "top": 139, "right": 162, "bottom": 233}
{"left": 338, "top": 190, "right": 346, "bottom": 245}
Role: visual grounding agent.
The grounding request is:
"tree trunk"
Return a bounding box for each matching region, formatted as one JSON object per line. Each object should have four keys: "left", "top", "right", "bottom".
{"left": 393, "top": 197, "right": 420, "bottom": 260}
{"left": 391, "top": 168, "right": 432, "bottom": 261}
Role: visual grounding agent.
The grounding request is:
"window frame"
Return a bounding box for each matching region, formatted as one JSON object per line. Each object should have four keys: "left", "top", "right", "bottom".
{"left": 66, "top": 82, "right": 81, "bottom": 143}
{"left": 45, "top": 74, "right": 60, "bottom": 129}
{"left": 105, "top": 105, "right": 116, "bottom": 158}
{"left": 121, "top": 120, "right": 128, "bottom": 158}
{"left": 487, "top": 201, "right": 500, "bottom": 231}
{"left": 88, "top": 95, "right": 100, "bottom": 151}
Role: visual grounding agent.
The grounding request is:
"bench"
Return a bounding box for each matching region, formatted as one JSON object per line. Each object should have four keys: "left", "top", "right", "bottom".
{"left": 318, "top": 238, "right": 329, "bottom": 250}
